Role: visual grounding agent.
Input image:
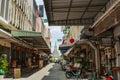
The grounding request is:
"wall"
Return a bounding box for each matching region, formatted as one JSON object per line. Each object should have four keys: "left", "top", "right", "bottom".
{"left": 114, "top": 25, "right": 120, "bottom": 79}
{"left": 65, "top": 26, "right": 83, "bottom": 44}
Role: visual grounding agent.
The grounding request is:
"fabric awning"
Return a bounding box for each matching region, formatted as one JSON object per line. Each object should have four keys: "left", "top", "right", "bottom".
{"left": 59, "top": 44, "right": 72, "bottom": 50}
{"left": 64, "top": 47, "right": 74, "bottom": 56}
{"left": 11, "top": 30, "right": 50, "bottom": 52}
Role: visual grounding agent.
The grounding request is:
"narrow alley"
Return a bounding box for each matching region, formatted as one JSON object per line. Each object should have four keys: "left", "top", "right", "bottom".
{"left": 0, "top": 0, "right": 120, "bottom": 80}
{"left": 42, "top": 63, "right": 66, "bottom": 80}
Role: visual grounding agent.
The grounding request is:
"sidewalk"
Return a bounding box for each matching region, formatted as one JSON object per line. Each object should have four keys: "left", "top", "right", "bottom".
{"left": 3, "top": 63, "right": 55, "bottom": 80}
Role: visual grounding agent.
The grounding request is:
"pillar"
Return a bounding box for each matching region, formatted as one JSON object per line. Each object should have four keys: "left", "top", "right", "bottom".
{"left": 114, "top": 25, "right": 120, "bottom": 79}
{"left": 114, "top": 38, "right": 120, "bottom": 79}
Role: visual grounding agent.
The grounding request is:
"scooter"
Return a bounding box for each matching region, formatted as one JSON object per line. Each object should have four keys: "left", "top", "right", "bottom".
{"left": 65, "top": 65, "right": 80, "bottom": 79}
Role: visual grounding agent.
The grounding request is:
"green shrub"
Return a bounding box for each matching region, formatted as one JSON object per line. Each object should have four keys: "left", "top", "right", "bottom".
{"left": 0, "top": 57, "right": 8, "bottom": 75}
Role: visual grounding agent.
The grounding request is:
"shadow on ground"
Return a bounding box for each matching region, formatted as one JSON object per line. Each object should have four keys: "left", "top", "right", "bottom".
{"left": 5, "top": 68, "right": 41, "bottom": 78}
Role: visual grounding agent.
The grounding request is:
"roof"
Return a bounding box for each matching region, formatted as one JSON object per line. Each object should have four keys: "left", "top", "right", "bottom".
{"left": 44, "top": 0, "right": 109, "bottom": 26}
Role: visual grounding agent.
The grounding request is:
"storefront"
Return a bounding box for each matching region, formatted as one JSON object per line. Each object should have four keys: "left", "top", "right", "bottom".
{"left": 11, "top": 30, "right": 51, "bottom": 68}
{"left": 0, "top": 40, "right": 11, "bottom": 66}
{"left": 10, "top": 44, "right": 31, "bottom": 69}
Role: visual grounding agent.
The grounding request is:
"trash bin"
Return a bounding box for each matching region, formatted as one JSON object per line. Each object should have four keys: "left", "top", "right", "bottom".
{"left": 14, "top": 68, "right": 21, "bottom": 78}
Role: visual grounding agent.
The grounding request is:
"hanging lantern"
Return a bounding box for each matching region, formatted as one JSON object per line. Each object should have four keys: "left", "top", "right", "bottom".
{"left": 70, "top": 38, "right": 74, "bottom": 43}
{"left": 16, "top": 46, "right": 21, "bottom": 51}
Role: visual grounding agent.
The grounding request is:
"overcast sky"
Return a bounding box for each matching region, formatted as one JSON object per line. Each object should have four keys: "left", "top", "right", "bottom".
{"left": 36, "top": 0, "right": 64, "bottom": 53}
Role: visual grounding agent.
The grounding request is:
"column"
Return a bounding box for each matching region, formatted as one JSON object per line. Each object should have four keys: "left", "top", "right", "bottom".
{"left": 114, "top": 38, "right": 120, "bottom": 79}
{"left": 114, "top": 25, "right": 120, "bottom": 79}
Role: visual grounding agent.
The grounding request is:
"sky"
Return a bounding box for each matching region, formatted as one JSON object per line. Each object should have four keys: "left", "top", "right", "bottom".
{"left": 36, "top": 0, "right": 64, "bottom": 54}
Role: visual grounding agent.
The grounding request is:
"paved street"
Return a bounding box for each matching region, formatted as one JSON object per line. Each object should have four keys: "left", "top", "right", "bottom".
{"left": 42, "top": 63, "right": 66, "bottom": 80}
{"left": 3, "top": 63, "right": 88, "bottom": 80}
{"left": 4, "top": 63, "right": 54, "bottom": 80}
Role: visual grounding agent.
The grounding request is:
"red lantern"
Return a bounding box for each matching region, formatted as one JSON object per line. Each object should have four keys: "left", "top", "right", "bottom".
{"left": 70, "top": 38, "right": 74, "bottom": 43}
{"left": 16, "top": 46, "right": 21, "bottom": 51}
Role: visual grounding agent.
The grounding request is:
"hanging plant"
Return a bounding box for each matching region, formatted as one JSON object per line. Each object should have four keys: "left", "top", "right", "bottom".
{"left": 81, "top": 57, "right": 89, "bottom": 71}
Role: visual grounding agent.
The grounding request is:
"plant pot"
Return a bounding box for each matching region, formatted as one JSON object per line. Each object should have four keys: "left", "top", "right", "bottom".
{"left": 0, "top": 75, "right": 4, "bottom": 80}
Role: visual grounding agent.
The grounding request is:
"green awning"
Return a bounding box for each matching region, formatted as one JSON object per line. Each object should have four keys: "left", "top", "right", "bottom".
{"left": 11, "top": 30, "right": 50, "bottom": 52}
{"left": 11, "top": 30, "right": 42, "bottom": 37}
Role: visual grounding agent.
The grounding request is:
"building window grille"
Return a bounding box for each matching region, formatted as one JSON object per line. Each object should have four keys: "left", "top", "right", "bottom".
{"left": 5, "top": 0, "right": 9, "bottom": 20}
{"left": 1, "top": 0, "right": 5, "bottom": 17}
{"left": 0, "top": 0, "right": 2, "bottom": 15}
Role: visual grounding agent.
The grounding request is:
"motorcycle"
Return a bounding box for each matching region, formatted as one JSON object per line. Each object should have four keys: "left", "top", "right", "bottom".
{"left": 65, "top": 65, "right": 81, "bottom": 79}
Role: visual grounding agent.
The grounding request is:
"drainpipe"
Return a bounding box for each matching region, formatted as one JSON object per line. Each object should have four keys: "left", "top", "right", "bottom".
{"left": 78, "top": 39, "right": 98, "bottom": 78}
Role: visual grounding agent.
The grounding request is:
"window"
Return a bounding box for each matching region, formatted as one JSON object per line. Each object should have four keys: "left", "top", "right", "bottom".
{"left": 0, "top": 0, "right": 1, "bottom": 15}
{"left": 5, "top": 0, "right": 9, "bottom": 20}
{"left": 1, "top": 0, "right": 5, "bottom": 17}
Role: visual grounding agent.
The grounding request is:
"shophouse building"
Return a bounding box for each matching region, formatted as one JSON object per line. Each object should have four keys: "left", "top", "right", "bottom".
{"left": 0, "top": 0, "right": 51, "bottom": 73}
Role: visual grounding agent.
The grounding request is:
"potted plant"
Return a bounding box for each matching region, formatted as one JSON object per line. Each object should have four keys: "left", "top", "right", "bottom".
{"left": 0, "top": 57, "right": 8, "bottom": 79}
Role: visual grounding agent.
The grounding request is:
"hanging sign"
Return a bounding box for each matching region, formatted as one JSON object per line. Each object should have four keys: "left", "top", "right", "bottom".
{"left": 63, "top": 30, "right": 67, "bottom": 34}
{"left": 67, "top": 25, "right": 71, "bottom": 29}
{"left": 16, "top": 46, "right": 21, "bottom": 51}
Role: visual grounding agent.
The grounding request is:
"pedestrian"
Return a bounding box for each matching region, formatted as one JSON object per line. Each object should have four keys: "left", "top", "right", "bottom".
{"left": 105, "top": 73, "right": 113, "bottom": 80}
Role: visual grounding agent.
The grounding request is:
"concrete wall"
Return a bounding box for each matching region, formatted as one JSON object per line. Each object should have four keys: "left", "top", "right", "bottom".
{"left": 114, "top": 25, "right": 120, "bottom": 37}
{"left": 65, "top": 26, "right": 84, "bottom": 44}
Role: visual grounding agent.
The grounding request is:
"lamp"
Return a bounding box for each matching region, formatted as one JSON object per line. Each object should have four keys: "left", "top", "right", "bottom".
{"left": 80, "top": 53, "right": 85, "bottom": 58}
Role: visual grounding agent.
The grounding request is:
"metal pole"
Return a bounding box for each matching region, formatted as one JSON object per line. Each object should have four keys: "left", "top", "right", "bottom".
{"left": 76, "top": 68, "right": 78, "bottom": 80}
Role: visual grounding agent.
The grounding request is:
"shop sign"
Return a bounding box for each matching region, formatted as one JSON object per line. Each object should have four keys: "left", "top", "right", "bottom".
{"left": 45, "top": 37, "right": 50, "bottom": 40}
{"left": 60, "top": 50, "right": 67, "bottom": 53}
{"left": 63, "top": 30, "right": 67, "bottom": 34}
{"left": 43, "top": 19, "right": 48, "bottom": 23}
{"left": 16, "top": 46, "right": 21, "bottom": 51}
{"left": 67, "top": 25, "right": 71, "bottom": 29}
{"left": 101, "top": 38, "right": 112, "bottom": 46}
